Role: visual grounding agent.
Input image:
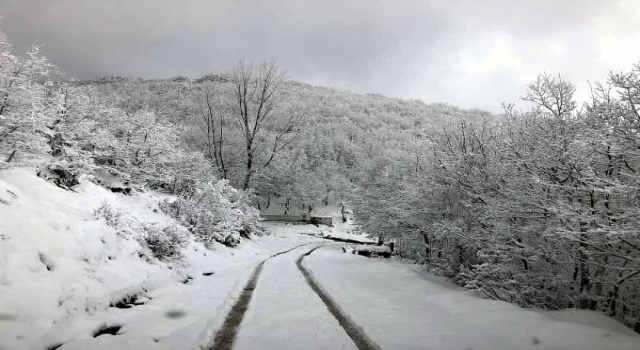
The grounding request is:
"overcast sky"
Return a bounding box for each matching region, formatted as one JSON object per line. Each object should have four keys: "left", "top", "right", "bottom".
{"left": 1, "top": 0, "right": 639, "bottom": 112}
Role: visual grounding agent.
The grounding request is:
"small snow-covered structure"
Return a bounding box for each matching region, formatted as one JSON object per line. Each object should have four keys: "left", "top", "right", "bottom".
{"left": 341, "top": 245, "right": 354, "bottom": 254}
{"left": 261, "top": 214, "right": 307, "bottom": 224}
{"left": 309, "top": 215, "right": 333, "bottom": 226}
{"left": 261, "top": 214, "right": 333, "bottom": 227}
{"left": 352, "top": 244, "right": 392, "bottom": 258}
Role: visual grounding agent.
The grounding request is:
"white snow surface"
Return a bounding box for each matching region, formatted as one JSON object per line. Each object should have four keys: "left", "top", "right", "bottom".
{"left": 234, "top": 243, "right": 356, "bottom": 350}
{"left": 0, "top": 168, "right": 324, "bottom": 350}
{"left": 304, "top": 245, "right": 640, "bottom": 350}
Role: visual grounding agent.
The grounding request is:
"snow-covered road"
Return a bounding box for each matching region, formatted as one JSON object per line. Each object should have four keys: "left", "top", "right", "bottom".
{"left": 212, "top": 242, "right": 640, "bottom": 349}
{"left": 304, "top": 245, "right": 640, "bottom": 350}
{"left": 230, "top": 244, "right": 357, "bottom": 350}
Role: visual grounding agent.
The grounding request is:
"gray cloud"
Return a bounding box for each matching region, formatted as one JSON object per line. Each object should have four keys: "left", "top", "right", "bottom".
{"left": 1, "top": 0, "right": 639, "bottom": 112}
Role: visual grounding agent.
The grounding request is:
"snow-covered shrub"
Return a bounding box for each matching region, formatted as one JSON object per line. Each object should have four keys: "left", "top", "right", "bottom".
{"left": 92, "top": 201, "right": 190, "bottom": 261}
{"left": 160, "top": 179, "right": 262, "bottom": 247}
{"left": 93, "top": 201, "right": 190, "bottom": 261}
{"left": 93, "top": 202, "right": 124, "bottom": 229}
{"left": 84, "top": 106, "right": 183, "bottom": 190}
{"left": 36, "top": 159, "right": 87, "bottom": 189}
{"left": 142, "top": 224, "right": 187, "bottom": 261}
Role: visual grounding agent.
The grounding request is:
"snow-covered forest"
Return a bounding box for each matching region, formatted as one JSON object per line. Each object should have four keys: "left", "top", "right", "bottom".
{"left": 2, "top": 20, "right": 640, "bottom": 349}
{"left": 58, "top": 41, "right": 640, "bottom": 332}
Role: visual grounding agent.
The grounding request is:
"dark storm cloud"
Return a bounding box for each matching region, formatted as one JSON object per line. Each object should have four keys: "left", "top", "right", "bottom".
{"left": 1, "top": 0, "right": 639, "bottom": 112}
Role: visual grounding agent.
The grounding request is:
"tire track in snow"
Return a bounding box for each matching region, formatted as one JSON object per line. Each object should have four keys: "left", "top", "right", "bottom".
{"left": 297, "top": 245, "right": 382, "bottom": 350}
{"left": 209, "top": 243, "right": 312, "bottom": 350}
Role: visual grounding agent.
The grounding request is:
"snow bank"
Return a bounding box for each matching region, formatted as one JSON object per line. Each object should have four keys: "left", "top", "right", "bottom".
{"left": 0, "top": 168, "right": 323, "bottom": 350}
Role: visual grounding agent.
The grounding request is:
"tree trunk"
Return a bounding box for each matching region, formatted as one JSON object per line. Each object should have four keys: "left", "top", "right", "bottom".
{"left": 284, "top": 197, "right": 290, "bottom": 215}
{"left": 578, "top": 224, "right": 591, "bottom": 309}
{"left": 243, "top": 145, "right": 253, "bottom": 190}
{"left": 6, "top": 149, "right": 17, "bottom": 163}
{"left": 422, "top": 231, "right": 431, "bottom": 265}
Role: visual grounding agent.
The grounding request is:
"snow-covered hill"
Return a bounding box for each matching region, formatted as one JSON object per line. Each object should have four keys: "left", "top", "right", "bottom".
{"left": 0, "top": 168, "right": 322, "bottom": 350}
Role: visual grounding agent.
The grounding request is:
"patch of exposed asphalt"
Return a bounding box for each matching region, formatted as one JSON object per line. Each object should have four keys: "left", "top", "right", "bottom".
{"left": 209, "top": 243, "right": 313, "bottom": 350}
{"left": 297, "top": 245, "right": 382, "bottom": 350}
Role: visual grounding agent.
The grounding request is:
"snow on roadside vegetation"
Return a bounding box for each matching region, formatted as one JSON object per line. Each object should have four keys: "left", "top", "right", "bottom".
{"left": 0, "top": 168, "right": 323, "bottom": 350}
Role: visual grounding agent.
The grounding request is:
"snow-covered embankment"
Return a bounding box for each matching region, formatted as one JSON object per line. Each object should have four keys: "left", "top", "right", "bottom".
{"left": 0, "top": 168, "right": 322, "bottom": 350}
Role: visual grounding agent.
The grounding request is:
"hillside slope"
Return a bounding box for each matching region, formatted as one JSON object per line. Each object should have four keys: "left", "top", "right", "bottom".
{"left": 0, "top": 168, "right": 322, "bottom": 350}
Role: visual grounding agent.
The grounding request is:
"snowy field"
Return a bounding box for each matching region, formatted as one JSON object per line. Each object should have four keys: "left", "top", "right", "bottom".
{"left": 304, "top": 245, "right": 640, "bottom": 350}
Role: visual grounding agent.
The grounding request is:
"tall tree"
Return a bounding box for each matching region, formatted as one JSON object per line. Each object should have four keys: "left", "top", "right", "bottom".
{"left": 230, "top": 60, "right": 305, "bottom": 189}
{"left": 199, "top": 84, "right": 228, "bottom": 179}
{"left": 0, "top": 32, "right": 53, "bottom": 164}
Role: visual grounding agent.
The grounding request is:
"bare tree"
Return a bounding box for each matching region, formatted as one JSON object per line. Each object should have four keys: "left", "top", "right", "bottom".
{"left": 231, "top": 60, "right": 305, "bottom": 189}
{"left": 200, "top": 85, "right": 228, "bottom": 179}
{"left": 523, "top": 73, "right": 577, "bottom": 119}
